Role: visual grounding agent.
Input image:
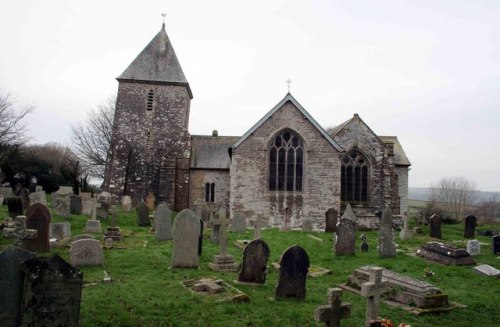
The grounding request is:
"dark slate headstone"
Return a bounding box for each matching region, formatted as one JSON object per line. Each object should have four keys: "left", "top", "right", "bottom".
{"left": 493, "top": 235, "right": 500, "bottom": 255}
{"left": 429, "top": 214, "right": 441, "bottom": 239}
{"left": 69, "top": 195, "right": 82, "bottom": 215}
{"left": 136, "top": 201, "right": 150, "bottom": 226}
{"left": 325, "top": 208, "right": 338, "bottom": 233}
{"left": 171, "top": 209, "right": 201, "bottom": 268}
{"left": 198, "top": 219, "right": 204, "bottom": 256}
{"left": 464, "top": 215, "right": 477, "bottom": 239}
{"left": 16, "top": 188, "right": 30, "bottom": 211}
{"left": 6, "top": 196, "right": 23, "bottom": 218}
{"left": 275, "top": 245, "right": 310, "bottom": 300}
{"left": 25, "top": 203, "right": 51, "bottom": 252}
{"left": 335, "top": 218, "right": 356, "bottom": 256}
{"left": 0, "top": 246, "right": 36, "bottom": 327}
{"left": 237, "top": 239, "right": 270, "bottom": 285}
{"left": 19, "top": 255, "right": 83, "bottom": 326}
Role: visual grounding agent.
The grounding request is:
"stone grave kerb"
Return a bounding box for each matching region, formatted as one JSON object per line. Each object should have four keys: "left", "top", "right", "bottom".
{"left": 314, "top": 287, "right": 351, "bottom": 327}
{"left": 3, "top": 216, "right": 38, "bottom": 248}
{"left": 360, "top": 267, "right": 386, "bottom": 327}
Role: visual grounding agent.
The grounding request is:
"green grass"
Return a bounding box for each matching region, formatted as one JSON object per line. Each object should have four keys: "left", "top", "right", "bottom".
{"left": 2, "top": 204, "right": 500, "bottom": 326}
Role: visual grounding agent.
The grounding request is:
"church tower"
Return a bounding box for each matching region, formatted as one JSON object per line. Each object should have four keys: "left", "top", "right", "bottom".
{"left": 103, "top": 23, "right": 192, "bottom": 211}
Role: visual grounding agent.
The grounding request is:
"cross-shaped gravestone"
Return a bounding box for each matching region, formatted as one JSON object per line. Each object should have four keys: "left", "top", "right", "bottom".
{"left": 91, "top": 199, "right": 101, "bottom": 220}
{"left": 219, "top": 213, "right": 228, "bottom": 256}
{"left": 253, "top": 215, "right": 263, "bottom": 240}
{"left": 108, "top": 205, "right": 117, "bottom": 227}
{"left": 314, "top": 288, "right": 351, "bottom": 327}
{"left": 3, "top": 216, "right": 38, "bottom": 248}
{"left": 361, "top": 267, "right": 386, "bottom": 327}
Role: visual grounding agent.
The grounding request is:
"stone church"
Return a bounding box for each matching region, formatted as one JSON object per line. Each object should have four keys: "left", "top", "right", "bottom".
{"left": 102, "top": 24, "right": 411, "bottom": 229}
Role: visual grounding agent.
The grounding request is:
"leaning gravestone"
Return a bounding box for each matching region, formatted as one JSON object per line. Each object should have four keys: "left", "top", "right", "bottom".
{"left": 0, "top": 246, "right": 37, "bottom": 327}
{"left": 49, "top": 222, "right": 71, "bottom": 241}
{"left": 429, "top": 214, "right": 442, "bottom": 239}
{"left": 335, "top": 217, "right": 356, "bottom": 256}
{"left": 275, "top": 245, "right": 310, "bottom": 300}
{"left": 237, "top": 239, "right": 270, "bottom": 285}
{"left": 155, "top": 203, "right": 173, "bottom": 241}
{"left": 70, "top": 238, "right": 104, "bottom": 267}
{"left": 171, "top": 209, "right": 201, "bottom": 268}
{"left": 231, "top": 213, "right": 247, "bottom": 232}
{"left": 325, "top": 208, "right": 338, "bottom": 233}
{"left": 493, "top": 235, "right": 500, "bottom": 255}
{"left": 378, "top": 208, "right": 396, "bottom": 258}
{"left": 19, "top": 255, "right": 83, "bottom": 326}
{"left": 466, "top": 239, "right": 481, "bottom": 256}
{"left": 136, "top": 201, "right": 150, "bottom": 226}
{"left": 25, "top": 203, "right": 51, "bottom": 252}
{"left": 53, "top": 196, "right": 70, "bottom": 217}
{"left": 464, "top": 215, "right": 477, "bottom": 239}
{"left": 6, "top": 196, "right": 23, "bottom": 218}
{"left": 69, "top": 195, "right": 82, "bottom": 215}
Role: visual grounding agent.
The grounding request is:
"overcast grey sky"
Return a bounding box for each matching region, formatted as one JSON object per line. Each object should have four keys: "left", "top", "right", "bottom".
{"left": 0, "top": 0, "right": 499, "bottom": 191}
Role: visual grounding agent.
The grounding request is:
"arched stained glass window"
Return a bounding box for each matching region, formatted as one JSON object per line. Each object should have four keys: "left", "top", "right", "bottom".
{"left": 269, "top": 131, "right": 303, "bottom": 191}
{"left": 341, "top": 150, "right": 369, "bottom": 202}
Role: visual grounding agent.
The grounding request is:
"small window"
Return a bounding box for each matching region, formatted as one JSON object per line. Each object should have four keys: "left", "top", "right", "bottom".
{"left": 205, "top": 182, "right": 215, "bottom": 202}
{"left": 147, "top": 90, "right": 154, "bottom": 111}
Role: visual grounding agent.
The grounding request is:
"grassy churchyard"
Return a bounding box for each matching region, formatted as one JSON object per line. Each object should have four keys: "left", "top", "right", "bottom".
{"left": 1, "top": 201, "right": 499, "bottom": 327}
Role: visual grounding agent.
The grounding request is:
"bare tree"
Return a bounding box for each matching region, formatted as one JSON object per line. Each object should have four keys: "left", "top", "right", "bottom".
{"left": 71, "top": 96, "right": 115, "bottom": 179}
{"left": 0, "top": 90, "right": 34, "bottom": 152}
{"left": 428, "top": 177, "right": 477, "bottom": 221}
{"left": 476, "top": 192, "right": 499, "bottom": 222}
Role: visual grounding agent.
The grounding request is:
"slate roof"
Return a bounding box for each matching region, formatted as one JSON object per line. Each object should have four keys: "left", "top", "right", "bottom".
{"left": 191, "top": 135, "right": 239, "bottom": 169}
{"left": 379, "top": 136, "right": 412, "bottom": 166}
{"left": 117, "top": 24, "right": 192, "bottom": 98}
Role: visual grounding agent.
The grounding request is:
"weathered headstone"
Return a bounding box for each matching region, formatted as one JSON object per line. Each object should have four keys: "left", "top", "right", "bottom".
{"left": 155, "top": 203, "right": 172, "bottom": 241}
{"left": 399, "top": 211, "right": 412, "bottom": 240}
{"left": 16, "top": 187, "right": 30, "bottom": 211}
{"left": 80, "top": 192, "right": 91, "bottom": 201}
{"left": 417, "top": 242, "right": 475, "bottom": 265}
{"left": 231, "top": 213, "right": 246, "bottom": 232}
{"left": 104, "top": 205, "right": 123, "bottom": 241}
{"left": 146, "top": 192, "right": 156, "bottom": 211}
{"left": 466, "top": 239, "right": 481, "bottom": 256}
{"left": 49, "top": 222, "right": 71, "bottom": 241}
{"left": 473, "top": 264, "right": 500, "bottom": 278}
{"left": 84, "top": 219, "right": 102, "bottom": 233}
{"left": 25, "top": 203, "right": 51, "bottom": 252}
{"left": 378, "top": 208, "right": 396, "bottom": 258}
{"left": 302, "top": 219, "right": 313, "bottom": 232}
{"left": 69, "top": 195, "right": 82, "bottom": 215}
{"left": 493, "top": 235, "right": 500, "bottom": 255}
{"left": 53, "top": 196, "right": 70, "bottom": 217}
{"left": 0, "top": 246, "right": 37, "bottom": 327}
{"left": 237, "top": 239, "right": 270, "bottom": 285}
{"left": 360, "top": 234, "right": 369, "bottom": 252}
{"left": 2, "top": 216, "right": 37, "bottom": 248}
{"left": 275, "top": 245, "right": 310, "bottom": 300}
{"left": 361, "top": 267, "right": 386, "bottom": 327}
{"left": 96, "top": 200, "right": 110, "bottom": 219}
{"left": 325, "top": 208, "right": 338, "bottom": 233}
{"left": 6, "top": 196, "right": 23, "bottom": 218}
{"left": 104, "top": 237, "right": 113, "bottom": 249}
{"left": 136, "top": 201, "right": 150, "bottom": 226}
{"left": 314, "top": 288, "right": 351, "bottom": 327}
{"left": 429, "top": 214, "right": 442, "bottom": 239}
{"left": 464, "top": 215, "right": 477, "bottom": 239}
{"left": 82, "top": 197, "right": 97, "bottom": 216}
{"left": 97, "top": 191, "right": 111, "bottom": 203}
{"left": 335, "top": 217, "right": 356, "bottom": 256}
{"left": 19, "top": 255, "right": 83, "bottom": 326}
{"left": 171, "top": 209, "right": 201, "bottom": 268}
{"left": 121, "top": 195, "right": 132, "bottom": 212}
{"left": 70, "top": 238, "right": 104, "bottom": 266}
{"left": 29, "top": 190, "right": 47, "bottom": 206}
{"left": 209, "top": 213, "right": 239, "bottom": 272}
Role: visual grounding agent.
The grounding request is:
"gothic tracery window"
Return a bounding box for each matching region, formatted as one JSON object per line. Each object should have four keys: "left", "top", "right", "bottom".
{"left": 341, "top": 150, "right": 369, "bottom": 202}
{"left": 269, "top": 130, "right": 303, "bottom": 191}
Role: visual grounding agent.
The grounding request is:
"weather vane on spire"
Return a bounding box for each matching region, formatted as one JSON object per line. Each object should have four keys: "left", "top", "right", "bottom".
{"left": 286, "top": 78, "right": 292, "bottom": 93}
{"left": 161, "top": 12, "right": 167, "bottom": 25}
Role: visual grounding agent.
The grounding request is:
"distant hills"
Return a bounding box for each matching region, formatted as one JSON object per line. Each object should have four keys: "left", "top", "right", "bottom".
{"left": 409, "top": 187, "right": 499, "bottom": 202}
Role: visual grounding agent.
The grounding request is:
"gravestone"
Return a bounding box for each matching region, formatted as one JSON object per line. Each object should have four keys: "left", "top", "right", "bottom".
{"left": 314, "top": 288, "right": 351, "bottom": 327}
{"left": 136, "top": 201, "right": 150, "bottom": 226}
{"left": 80, "top": 192, "right": 91, "bottom": 201}
{"left": 69, "top": 195, "right": 82, "bottom": 215}
{"left": 209, "top": 214, "right": 239, "bottom": 272}
{"left": 19, "top": 255, "right": 83, "bottom": 326}
{"left": 493, "top": 235, "right": 500, "bottom": 255}
{"left": 252, "top": 217, "right": 263, "bottom": 240}
{"left": 302, "top": 219, "right": 313, "bottom": 232}
{"left": 84, "top": 219, "right": 102, "bottom": 233}
{"left": 360, "top": 234, "right": 369, "bottom": 252}
{"left": 82, "top": 197, "right": 96, "bottom": 216}
{"left": 198, "top": 219, "right": 204, "bottom": 256}
{"left": 399, "top": 211, "right": 412, "bottom": 240}
{"left": 464, "top": 215, "right": 477, "bottom": 239}
{"left": 473, "top": 264, "right": 500, "bottom": 278}
{"left": 155, "top": 203, "right": 173, "bottom": 241}
{"left": 0, "top": 186, "right": 13, "bottom": 197}
{"left": 16, "top": 187, "right": 30, "bottom": 211}
{"left": 96, "top": 200, "right": 110, "bottom": 219}
{"left": 49, "top": 222, "right": 71, "bottom": 241}
{"left": 3, "top": 216, "right": 38, "bottom": 248}
{"left": 231, "top": 213, "right": 247, "bottom": 232}
{"left": 237, "top": 239, "right": 270, "bottom": 285}
{"left": 325, "top": 208, "right": 338, "bottom": 233}
{"left": 104, "top": 205, "right": 123, "bottom": 241}
{"left": 417, "top": 242, "right": 475, "bottom": 265}
{"left": 361, "top": 267, "right": 386, "bottom": 327}
{"left": 275, "top": 245, "right": 310, "bottom": 300}
{"left": 6, "top": 196, "right": 23, "bottom": 218}
{"left": 104, "top": 237, "right": 113, "bottom": 249}
{"left": 466, "top": 239, "right": 480, "bottom": 256}
{"left": 429, "top": 214, "right": 442, "bottom": 239}
{"left": 70, "top": 238, "right": 104, "bottom": 266}
{"left": 171, "top": 209, "right": 201, "bottom": 268}
{"left": 25, "top": 203, "right": 51, "bottom": 252}
{"left": 121, "top": 195, "right": 132, "bottom": 212}
{"left": 53, "top": 196, "right": 70, "bottom": 217}
{"left": 29, "top": 190, "right": 47, "bottom": 206}
{"left": 0, "top": 246, "right": 37, "bottom": 327}
{"left": 335, "top": 217, "right": 356, "bottom": 256}
{"left": 378, "top": 208, "right": 396, "bottom": 258}
{"left": 97, "top": 191, "right": 112, "bottom": 203}
{"left": 146, "top": 192, "right": 156, "bottom": 211}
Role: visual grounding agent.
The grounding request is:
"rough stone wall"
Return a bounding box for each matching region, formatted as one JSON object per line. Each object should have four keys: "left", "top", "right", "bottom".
{"left": 103, "top": 81, "right": 191, "bottom": 211}
{"left": 396, "top": 166, "right": 409, "bottom": 215}
{"left": 230, "top": 101, "right": 341, "bottom": 230}
{"left": 189, "top": 169, "right": 230, "bottom": 213}
{"left": 332, "top": 115, "right": 400, "bottom": 216}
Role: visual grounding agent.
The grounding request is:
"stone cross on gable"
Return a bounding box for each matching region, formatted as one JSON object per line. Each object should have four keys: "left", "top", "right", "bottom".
{"left": 314, "top": 288, "right": 351, "bottom": 327}
{"left": 3, "top": 216, "right": 38, "bottom": 248}
{"left": 361, "top": 267, "right": 386, "bottom": 327}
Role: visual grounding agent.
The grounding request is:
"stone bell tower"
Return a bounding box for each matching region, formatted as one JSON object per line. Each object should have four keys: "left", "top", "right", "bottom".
{"left": 103, "top": 23, "right": 192, "bottom": 211}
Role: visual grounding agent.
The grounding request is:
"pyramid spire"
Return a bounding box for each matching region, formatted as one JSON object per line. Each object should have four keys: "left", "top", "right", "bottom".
{"left": 118, "top": 24, "right": 192, "bottom": 98}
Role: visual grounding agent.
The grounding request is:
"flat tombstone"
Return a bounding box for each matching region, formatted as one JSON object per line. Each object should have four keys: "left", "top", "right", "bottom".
{"left": 6, "top": 197, "right": 23, "bottom": 218}
{"left": 302, "top": 219, "right": 313, "bottom": 233}
{"left": 378, "top": 208, "right": 396, "bottom": 258}
{"left": 69, "top": 195, "right": 82, "bottom": 215}
{"left": 429, "top": 214, "right": 442, "bottom": 239}
{"left": 25, "top": 203, "right": 51, "bottom": 252}
{"left": 171, "top": 209, "right": 201, "bottom": 268}
{"left": 0, "top": 246, "right": 37, "bottom": 327}
{"left": 136, "top": 201, "right": 150, "bottom": 226}
{"left": 275, "top": 245, "right": 310, "bottom": 300}
{"left": 53, "top": 196, "right": 70, "bottom": 217}
{"left": 325, "top": 208, "right": 338, "bottom": 233}
{"left": 121, "top": 195, "right": 132, "bottom": 212}
{"left": 492, "top": 235, "right": 500, "bottom": 255}
{"left": 155, "top": 203, "right": 172, "bottom": 241}
{"left": 473, "top": 264, "right": 500, "bottom": 278}
{"left": 231, "top": 213, "right": 246, "bottom": 232}
{"left": 464, "top": 215, "right": 477, "bottom": 239}
{"left": 70, "top": 239, "right": 104, "bottom": 267}
{"left": 335, "top": 218, "right": 356, "bottom": 256}
{"left": 146, "top": 193, "right": 156, "bottom": 211}
{"left": 49, "top": 222, "right": 71, "bottom": 241}
{"left": 20, "top": 255, "right": 83, "bottom": 327}
{"left": 238, "top": 239, "right": 270, "bottom": 285}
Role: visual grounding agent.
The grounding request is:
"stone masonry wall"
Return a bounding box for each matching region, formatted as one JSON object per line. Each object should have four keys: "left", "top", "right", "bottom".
{"left": 189, "top": 169, "right": 230, "bottom": 213}
{"left": 396, "top": 166, "right": 409, "bottom": 215}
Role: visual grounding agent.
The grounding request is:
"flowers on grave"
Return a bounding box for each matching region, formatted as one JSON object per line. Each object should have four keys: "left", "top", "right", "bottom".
{"left": 423, "top": 266, "right": 435, "bottom": 277}
{"left": 369, "top": 318, "right": 411, "bottom": 327}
